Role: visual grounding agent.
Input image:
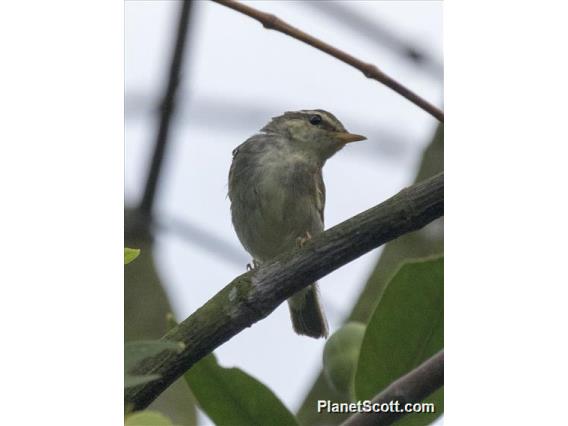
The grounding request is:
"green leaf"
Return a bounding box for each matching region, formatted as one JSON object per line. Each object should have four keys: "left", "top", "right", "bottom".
{"left": 322, "top": 322, "right": 366, "bottom": 396}
{"left": 125, "top": 410, "right": 174, "bottom": 426}
{"left": 124, "top": 247, "right": 141, "bottom": 265}
{"left": 184, "top": 353, "right": 299, "bottom": 426}
{"left": 125, "top": 340, "right": 184, "bottom": 389}
{"left": 354, "top": 256, "right": 443, "bottom": 423}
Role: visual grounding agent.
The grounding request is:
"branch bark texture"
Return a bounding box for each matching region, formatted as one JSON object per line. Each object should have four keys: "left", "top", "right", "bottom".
{"left": 211, "top": 0, "right": 443, "bottom": 122}
{"left": 125, "top": 173, "right": 444, "bottom": 410}
{"left": 342, "top": 350, "right": 444, "bottom": 426}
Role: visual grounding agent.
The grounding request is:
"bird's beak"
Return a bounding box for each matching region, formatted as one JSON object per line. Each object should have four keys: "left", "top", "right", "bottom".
{"left": 336, "top": 132, "right": 367, "bottom": 144}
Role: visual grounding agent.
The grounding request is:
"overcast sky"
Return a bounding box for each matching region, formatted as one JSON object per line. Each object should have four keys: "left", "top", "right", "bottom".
{"left": 125, "top": 1, "right": 443, "bottom": 424}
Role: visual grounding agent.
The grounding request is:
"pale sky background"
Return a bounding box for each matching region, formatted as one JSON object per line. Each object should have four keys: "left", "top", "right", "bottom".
{"left": 125, "top": 1, "right": 443, "bottom": 424}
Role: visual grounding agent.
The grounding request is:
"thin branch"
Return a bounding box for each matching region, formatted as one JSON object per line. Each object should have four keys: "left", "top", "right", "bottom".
{"left": 139, "top": 0, "right": 193, "bottom": 218}
{"left": 125, "top": 92, "right": 411, "bottom": 158}
{"left": 341, "top": 351, "right": 444, "bottom": 426}
{"left": 152, "top": 215, "right": 249, "bottom": 267}
{"left": 125, "top": 173, "right": 444, "bottom": 410}
{"left": 211, "top": 0, "right": 443, "bottom": 122}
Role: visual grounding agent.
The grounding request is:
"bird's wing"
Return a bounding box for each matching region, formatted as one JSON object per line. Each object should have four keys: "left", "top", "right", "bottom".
{"left": 228, "top": 134, "right": 266, "bottom": 201}
{"left": 315, "top": 170, "right": 326, "bottom": 226}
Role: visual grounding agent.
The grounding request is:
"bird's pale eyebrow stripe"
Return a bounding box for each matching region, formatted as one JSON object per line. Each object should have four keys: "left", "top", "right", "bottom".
{"left": 282, "top": 112, "right": 308, "bottom": 121}
{"left": 280, "top": 110, "right": 344, "bottom": 132}
{"left": 302, "top": 109, "right": 342, "bottom": 130}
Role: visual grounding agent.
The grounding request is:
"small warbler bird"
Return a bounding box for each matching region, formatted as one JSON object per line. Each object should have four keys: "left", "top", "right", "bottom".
{"left": 228, "top": 110, "right": 366, "bottom": 338}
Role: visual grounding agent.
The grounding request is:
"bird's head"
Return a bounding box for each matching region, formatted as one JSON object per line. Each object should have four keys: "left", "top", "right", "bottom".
{"left": 261, "top": 109, "right": 366, "bottom": 163}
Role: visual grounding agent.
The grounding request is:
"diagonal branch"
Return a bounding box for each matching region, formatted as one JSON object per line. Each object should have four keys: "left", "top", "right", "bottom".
{"left": 211, "top": 0, "right": 443, "bottom": 122}
{"left": 139, "top": 0, "right": 193, "bottom": 219}
{"left": 341, "top": 350, "right": 444, "bottom": 426}
{"left": 125, "top": 173, "right": 444, "bottom": 410}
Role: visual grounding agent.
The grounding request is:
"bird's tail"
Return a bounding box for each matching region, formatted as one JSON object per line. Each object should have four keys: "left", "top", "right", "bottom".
{"left": 288, "top": 283, "right": 329, "bottom": 339}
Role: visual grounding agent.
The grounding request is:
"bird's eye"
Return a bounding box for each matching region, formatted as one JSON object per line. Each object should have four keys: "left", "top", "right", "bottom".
{"left": 309, "top": 114, "right": 322, "bottom": 125}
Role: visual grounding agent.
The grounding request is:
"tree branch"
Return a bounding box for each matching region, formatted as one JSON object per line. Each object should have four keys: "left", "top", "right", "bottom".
{"left": 153, "top": 215, "right": 249, "bottom": 267}
{"left": 125, "top": 173, "right": 444, "bottom": 410}
{"left": 139, "top": 0, "right": 193, "bottom": 219}
{"left": 341, "top": 350, "right": 444, "bottom": 426}
{"left": 211, "top": 0, "right": 443, "bottom": 122}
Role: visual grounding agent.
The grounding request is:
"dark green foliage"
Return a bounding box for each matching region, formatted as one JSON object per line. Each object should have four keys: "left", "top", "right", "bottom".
{"left": 355, "top": 257, "right": 443, "bottom": 425}
{"left": 184, "top": 353, "right": 299, "bottom": 426}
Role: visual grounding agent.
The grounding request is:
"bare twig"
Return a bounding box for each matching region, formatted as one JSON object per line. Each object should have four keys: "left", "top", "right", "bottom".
{"left": 341, "top": 351, "right": 444, "bottom": 426}
{"left": 153, "top": 216, "right": 249, "bottom": 267}
{"left": 139, "top": 0, "right": 193, "bottom": 219}
{"left": 125, "top": 173, "right": 444, "bottom": 410}
{"left": 125, "top": 92, "right": 411, "bottom": 158}
{"left": 211, "top": 0, "right": 443, "bottom": 122}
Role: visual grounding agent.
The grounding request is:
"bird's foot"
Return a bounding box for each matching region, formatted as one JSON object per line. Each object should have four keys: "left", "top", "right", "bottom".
{"left": 246, "top": 259, "right": 260, "bottom": 271}
{"left": 296, "top": 231, "right": 313, "bottom": 248}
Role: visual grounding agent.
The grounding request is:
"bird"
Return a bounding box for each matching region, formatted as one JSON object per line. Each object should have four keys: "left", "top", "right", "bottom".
{"left": 228, "top": 109, "right": 366, "bottom": 338}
